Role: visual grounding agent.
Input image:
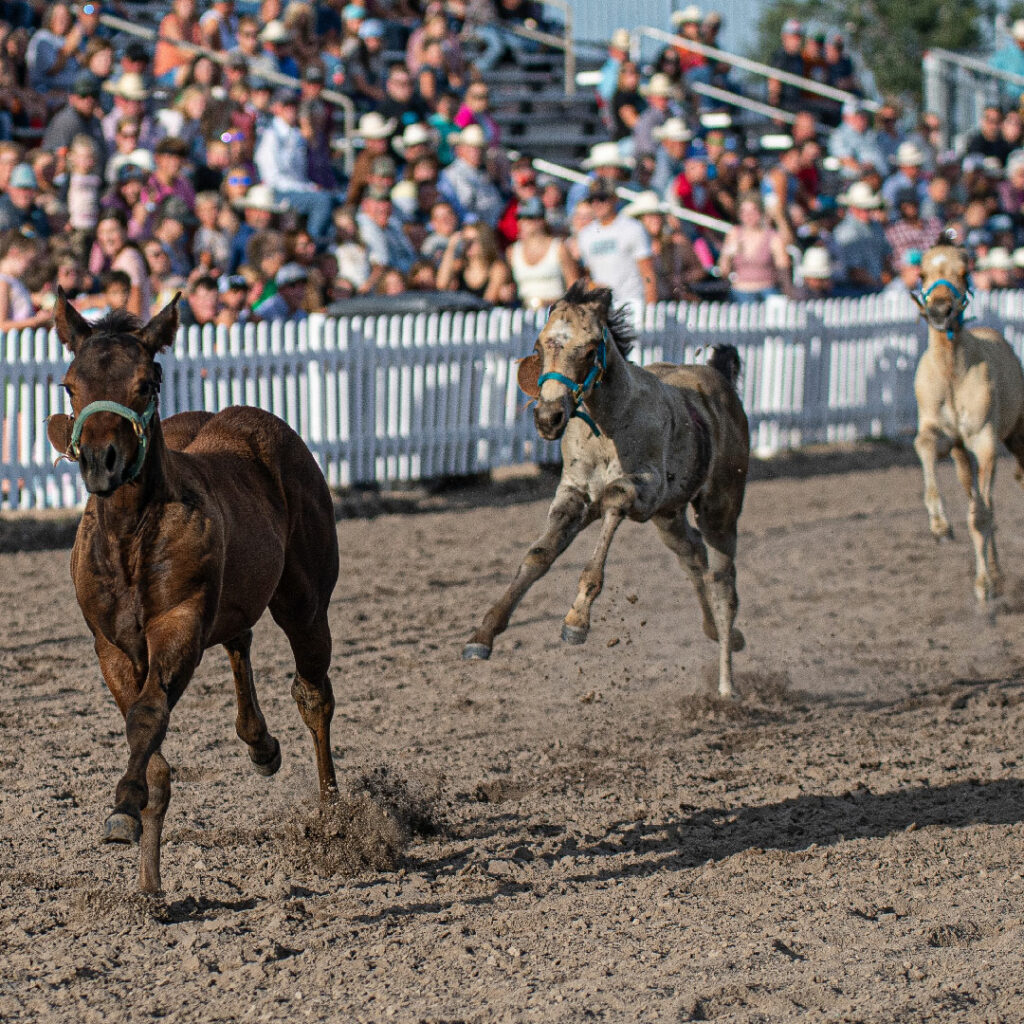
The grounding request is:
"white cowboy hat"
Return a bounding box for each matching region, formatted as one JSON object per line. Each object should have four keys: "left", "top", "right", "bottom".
{"left": 260, "top": 20, "right": 292, "bottom": 43}
{"left": 581, "top": 141, "right": 634, "bottom": 170}
{"left": 393, "top": 121, "right": 436, "bottom": 155}
{"left": 622, "top": 191, "right": 664, "bottom": 218}
{"left": 799, "top": 246, "right": 832, "bottom": 279}
{"left": 640, "top": 73, "right": 680, "bottom": 99}
{"left": 356, "top": 111, "right": 397, "bottom": 140}
{"left": 610, "top": 28, "right": 630, "bottom": 50}
{"left": 126, "top": 148, "right": 154, "bottom": 173}
{"left": 895, "top": 141, "right": 925, "bottom": 167}
{"left": 981, "top": 246, "right": 1015, "bottom": 271}
{"left": 236, "top": 183, "right": 286, "bottom": 212}
{"left": 1013, "top": 18, "right": 1024, "bottom": 41}
{"left": 452, "top": 123, "right": 488, "bottom": 148}
{"left": 103, "top": 72, "right": 149, "bottom": 100}
{"left": 670, "top": 5, "right": 702, "bottom": 27}
{"left": 838, "top": 181, "right": 884, "bottom": 209}
{"left": 652, "top": 117, "right": 692, "bottom": 143}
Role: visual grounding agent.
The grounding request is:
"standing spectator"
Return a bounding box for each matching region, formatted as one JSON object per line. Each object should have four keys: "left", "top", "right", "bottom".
{"left": 101, "top": 73, "right": 162, "bottom": 154}
{"left": 94, "top": 210, "right": 152, "bottom": 317}
{"left": 200, "top": 0, "right": 238, "bottom": 53}
{"left": 454, "top": 81, "right": 501, "bottom": 147}
{"left": 253, "top": 261, "right": 309, "bottom": 319}
{"left": 154, "top": 0, "right": 201, "bottom": 87}
{"left": 717, "top": 194, "right": 791, "bottom": 303}
{"left": 345, "top": 111, "right": 398, "bottom": 210}
{"left": 622, "top": 190, "right": 707, "bottom": 301}
{"left": 828, "top": 102, "right": 887, "bottom": 179}
{"left": 349, "top": 18, "right": 388, "bottom": 107}
{"left": 964, "top": 107, "right": 1013, "bottom": 166}
{"left": 65, "top": 134, "right": 102, "bottom": 232}
{"left": 42, "top": 71, "right": 107, "bottom": 166}
{"left": 254, "top": 88, "right": 333, "bottom": 244}
{"left": 0, "top": 162, "right": 49, "bottom": 237}
{"left": 0, "top": 229, "right": 49, "bottom": 330}
{"left": 26, "top": 3, "right": 83, "bottom": 97}
{"left": 768, "top": 20, "right": 807, "bottom": 111}
{"left": 437, "top": 124, "right": 505, "bottom": 228}
{"left": 791, "top": 246, "right": 835, "bottom": 299}
{"left": 650, "top": 117, "right": 692, "bottom": 197}
{"left": 437, "top": 219, "right": 513, "bottom": 303}
{"left": 575, "top": 178, "right": 656, "bottom": 307}
{"left": 598, "top": 28, "right": 631, "bottom": 109}
{"left": 881, "top": 141, "right": 928, "bottom": 213}
{"left": 884, "top": 189, "right": 941, "bottom": 268}
{"left": 177, "top": 274, "right": 221, "bottom": 327}
{"left": 669, "top": 6, "right": 709, "bottom": 90}
{"left": 632, "top": 74, "right": 680, "bottom": 160}
{"left": 356, "top": 185, "right": 418, "bottom": 286}
{"left": 990, "top": 20, "right": 1024, "bottom": 105}
{"left": 873, "top": 102, "right": 905, "bottom": 172}
{"left": 832, "top": 181, "right": 892, "bottom": 294}
{"left": 507, "top": 196, "right": 577, "bottom": 308}
{"left": 229, "top": 183, "right": 283, "bottom": 272}
{"left": 609, "top": 61, "right": 644, "bottom": 146}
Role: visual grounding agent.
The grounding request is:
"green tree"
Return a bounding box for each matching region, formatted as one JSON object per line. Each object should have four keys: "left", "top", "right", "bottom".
{"left": 752, "top": 0, "right": 987, "bottom": 100}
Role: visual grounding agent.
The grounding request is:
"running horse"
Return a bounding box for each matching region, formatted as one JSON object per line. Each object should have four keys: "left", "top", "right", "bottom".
{"left": 46, "top": 292, "right": 340, "bottom": 892}
{"left": 463, "top": 283, "right": 749, "bottom": 698}
{"left": 913, "top": 240, "right": 1024, "bottom": 605}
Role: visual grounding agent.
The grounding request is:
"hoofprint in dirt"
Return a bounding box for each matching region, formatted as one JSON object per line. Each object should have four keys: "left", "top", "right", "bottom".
{"left": 2, "top": 451, "right": 1024, "bottom": 1023}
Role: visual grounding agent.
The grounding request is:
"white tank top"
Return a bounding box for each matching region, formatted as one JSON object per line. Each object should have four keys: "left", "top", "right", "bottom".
{"left": 509, "top": 238, "right": 564, "bottom": 308}
{"left": 0, "top": 273, "right": 33, "bottom": 322}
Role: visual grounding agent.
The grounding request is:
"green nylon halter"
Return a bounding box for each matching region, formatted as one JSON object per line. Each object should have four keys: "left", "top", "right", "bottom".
{"left": 68, "top": 396, "right": 158, "bottom": 485}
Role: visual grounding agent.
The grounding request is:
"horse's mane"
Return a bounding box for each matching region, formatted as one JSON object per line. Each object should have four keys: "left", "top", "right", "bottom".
{"left": 559, "top": 281, "right": 635, "bottom": 357}
{"left": 90, "top": 307, "right": 145, "bottom": 339}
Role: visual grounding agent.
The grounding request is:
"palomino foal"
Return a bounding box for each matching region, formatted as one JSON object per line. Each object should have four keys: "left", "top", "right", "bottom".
{"left": 47, "top": 294, "right": 340, "bottom": 892}
{"left": 913, "top": 242, "right": 1024, "bottom": 605}
{"left": 464, "top": 283, "right": 749, "bottom": 698}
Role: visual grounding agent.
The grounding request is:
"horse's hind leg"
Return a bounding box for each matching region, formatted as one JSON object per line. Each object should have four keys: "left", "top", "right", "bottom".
{"left": 562, "top": 505, "right": 626, "bottom": 644}
{"left": 224, "top": 630, "right": 281, "bottom": 776}
{"left": 1004, "top": 421, "right": 1024, "bottom": 487}
{"left": 464, "top": 484, "right": 595, "bottom": 658}
{"left": 960, "top": 430, "right": 1003, "bottom": 603}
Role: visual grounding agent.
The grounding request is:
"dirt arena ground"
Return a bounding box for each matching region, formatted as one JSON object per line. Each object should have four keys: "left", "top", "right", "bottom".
{"left": 2, "top": 445, "right": 1024, "bottom": 1023}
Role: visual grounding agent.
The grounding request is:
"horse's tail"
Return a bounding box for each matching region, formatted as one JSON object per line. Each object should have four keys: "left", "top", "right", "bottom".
{"left": 708, "top": 345, "right": 741, "bottom": 389}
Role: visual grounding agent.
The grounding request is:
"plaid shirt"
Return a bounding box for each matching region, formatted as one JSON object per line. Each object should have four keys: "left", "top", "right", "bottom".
{"left": 885, "top": 217, "right": 942, "bottom": 266}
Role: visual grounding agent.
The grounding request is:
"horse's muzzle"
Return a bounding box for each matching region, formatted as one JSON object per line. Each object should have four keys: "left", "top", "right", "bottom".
{"left": 78, "top": 440, "right": 128, "bottom": 495}
{"left": 925, "top": 299, "right": 954, "bottom": 332}
{"left": 534, "top": 397, "right": 570, "bottom": 440}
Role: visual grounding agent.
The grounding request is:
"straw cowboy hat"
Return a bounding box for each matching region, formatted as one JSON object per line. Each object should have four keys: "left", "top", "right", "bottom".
{"left": 799, "top": 246, "right": 833, "bottom": 280}
{"left": 894, "top": 141, "right": 925, "bottom": 167}
{"left": 393, "top": 122, "right": 436, "bottom": 155}
{"left": 670, "top": 5, "right": 702, "bottom": 28}
{"left": 838, "top": 181, "right": 884, "bottom": 209}
{"left": 452, "top": 123, "right": 488, "bottom": 148}
{"left": 260, "top": 20, "right": 292, "bottom": 43}
{"left": 581, "top": 141, "right": 635, "bottom": 170}
{"left": 653, "top": 117, "right": 693, "bottom": 143}
{"left": 980, "top": 246, "right": 1015, "bottom": 271}
{"left": 104, "top": 72, "right": 149, "bottom": 101}
{"left": 355, "top": 111, "right": 397, "bottom": 140}
{"left": 641, "top": 73, "right": 680, "bottom": 99}
{"left": 622, "top": 191, "right": 664, "bottom": 218}
{"left": 236, "top": 183, "right": 286, "bottom": 212}
{"left": 610, "top": 27, "right": 631, "bottom": 50}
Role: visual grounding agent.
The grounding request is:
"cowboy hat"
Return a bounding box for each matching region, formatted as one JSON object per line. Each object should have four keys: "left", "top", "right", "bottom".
{"left": 259, "top": 20, "right": 292, "bottom": 43}
{"left": 980, "top": 246, "right": 1015, "bottom": 271}
{"left": 355, "top": 111, "right": 397, "bottom": 140}
{"left": 641, "top": 73, "right": 680, "bottom": 99}
{"left": 581, "top": 141, "right": 634, "bottom": 170}
{"left": 610, "top": 28, "right": 630, "bottom": 50}
{"left": 622, "top": 191, "right": 664, "bottom": 218}
{"left": 670, "top": 5, "right": 702, "bottom": 27}
{"left": 103, "top": 72, "right": 149, "bottom": 101}
{"left": 452, "top": 124, "right": 488, "bottom": 148}
{"left": 838, "top": 181, "right": 884, "bottom": 209}
{"left": 393, "top": 121, "right": 436, "bottom": 155}
{"left": 798, "top": 246, "right": 832, "bottom": 279}
{"left": 236, "top": 183, "right": 286, "bottom": 212}
{"left": 652, "top": 117, "right": 692, "bottom": 143}
{"left": 895, "top": 141, "right": 925, "bottom": 167}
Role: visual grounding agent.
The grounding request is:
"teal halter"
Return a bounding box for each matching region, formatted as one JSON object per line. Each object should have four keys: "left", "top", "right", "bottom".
{"left": 536, "top": 328, "right": 608, "bottom": 437}
{"left": 68, "top": 396, "right": 158, "bottom": 485}
{"left": 920, "top": 278, "right": 972, "bottom": 339}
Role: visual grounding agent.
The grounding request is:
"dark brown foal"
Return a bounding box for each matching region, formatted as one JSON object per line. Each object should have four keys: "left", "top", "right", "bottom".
{"left": 47, "top": 292, "right": 340, "bottom": 892}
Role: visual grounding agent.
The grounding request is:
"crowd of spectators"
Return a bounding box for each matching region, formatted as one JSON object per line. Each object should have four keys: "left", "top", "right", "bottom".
{"left": 3, "top": 2, "right": 1024, "bottom": 332}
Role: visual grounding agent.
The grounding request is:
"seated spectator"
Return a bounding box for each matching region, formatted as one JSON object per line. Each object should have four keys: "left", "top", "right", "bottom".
{"left": 598, "top": 27, "right": 631, "bottom": 110}
{"left": 152, "top": 197, "right": 197, "bottom": 278}
{"left": 885, "top": 189, "right": 941, "bottom": 268}
{"left": 255, "top": 21, "right": 299, "bottom": 79}
{"left": 454, "top": 81, "right": 501, "bottom": 148}
{"left": 567, "top": 141, "right": 634, "bottom": 214}
{"left": 873, "top": 102, "right": 905, "bottom": 172}
{"left": 990, "top": 21, "right": 1024, "bottom": 105}
{"left": 64, "top": 134, "right": 102, "bottom": 232}
{"left": 229, "top": 184, "right": 283, "bottom": 272}
{"left": 828, "top": 102, "right": 887, "bottom": 180}
{"left": 140, "top": 137, "right": 196, "bottom": 235}
{"left": 980, "top": 246, "right": 1017, "bottom": 290}
{"left": 768, "top": 20, "right": 807, "bottom": 110}
{"left": 154, "top": 0, "right": 202, "bottom": 87}
{"left": 217, "top": 273, "right": 251, "bottom": 325}
{"left": 881, "top": 141, "right": 928, "bottom": 213}
{"left": 253, "top": 261, "right": 309, "bottom": 320}
{"left": 575, "top": 178, "right": 656, "bottom": 307}
{"left": 717, "top": 193, "right": 791, "bottom": 303}
{"left": 332, "top": 207, "right": 371, "bottom": 290}
{"left": 378, "top": 62, "right": 431, "bottom": 129}
{"left": 0, "top": 161, "right": 49, "bottom": 237}
{"left": 438, "top": 124, "right": 505, "bottom": 228}
{"left": 609, "top": 61, "right": 644, "bottom": 146}
{"left": 193, "top": 191, "right": 231, "bottom": 273}
{"left": 622, "top": 190, "right": 707, "bottom": 301}
{"left": 254, "top": 88, "right": 333, "bottom": 244}
{"left": 429, "top": 92, "right": 461, "bottom": 165}
{"left": 199, "top": 0, "right": 238, "bottom": 53}
{"left": 348, "top": 18, "right": 388, "bottom": 107}
{"left": 420, "top": 199, "right": 460, "bottom": 265}
{"left": 883, "top": 247, "right": 922, "bottom": 295}
{"left": 437, "top": 219, "right": 513, "bottom": 303}
{"left": 507, "top": 197, "right": 577, "bottom": 308}
{"left": 101, "top": 73, "right": 162, "bottom": 155}
{"left": 42, "top": 71, "right": 107, "bottom": 167}
{"left": 345, "top": 111, "right": 398, "bottom": 210}
{"left": 669, "top": 6, "right": 709, "bottom": 90}
{"left": 791, "top": 245, "right": 835, "bottom": 300}
{"left": 94, "top": 210, "right": 152, "bottom": 317}
{"left": 406, "top": 258, "right": 438, "bottom": 291}
{"left": 356, "top": 185, "right": 418, "bottom": 288}
{"left": 832, "top": 181, "right": 892, "bottom": 294}
{"left": 999, "top": 150, "right": 1024, "bottom": 225}
{"left": 633, "top": 74, "right": 682, "bottom": 160}
{"left": 472, "top": 0, "right": 543, "bottom": 74}
{"left": 964, "top": 107, "right": 1013, "bottom": 167}
{"left": 178, "top": 274, "right": 221, "bottom": 327}
{"left": 649, "top": 117, "right": 692, "bottom": 198}
{"left": 0, "top": 229, "right": 49, "bottom": 330}
{"left": 26, "top": 4, "right": 82, "bottom": 97}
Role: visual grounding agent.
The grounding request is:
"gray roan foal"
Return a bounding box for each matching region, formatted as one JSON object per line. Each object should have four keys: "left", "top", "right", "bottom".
{"left": 463, "top": 283, "right": 750, "bottom": 698}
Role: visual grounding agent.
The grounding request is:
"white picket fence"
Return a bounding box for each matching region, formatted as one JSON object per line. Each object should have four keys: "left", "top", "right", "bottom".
{"left": 4, "top": 291, "right": 1024, "bottom": 511}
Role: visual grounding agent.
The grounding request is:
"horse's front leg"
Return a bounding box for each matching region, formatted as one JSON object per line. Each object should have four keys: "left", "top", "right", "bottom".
{"left": 464, "top": 485, "right": 595, "bottom": 659}
{"left": 960, "top": 430, "right": 1002, "bottom": 603}
{"left": 106, "top": 602, "right": 203, "bottom": 893}
{"left": 914, "top": 424, "right": 954, "bottom": 540}
{"left": 561, "top": 502, "right": 627, "bottom": 644}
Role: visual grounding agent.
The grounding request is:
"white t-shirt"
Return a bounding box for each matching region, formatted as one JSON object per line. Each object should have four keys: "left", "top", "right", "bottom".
{"left": 576, "top": 213, "right": 651, "bottom": 305}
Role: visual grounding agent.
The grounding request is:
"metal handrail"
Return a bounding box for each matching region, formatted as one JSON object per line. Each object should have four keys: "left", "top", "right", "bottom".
{"left": 632, "top": 26, "right": 880, "bottom": 113}
{"left": 531, "top": 156, "right": 732, "bottom": 235}
{"left": 506, "top": 0, "right": 575, "bottom": 96}
{"left": 690, "top": 82, "right": 804, "bottom": 126}
{"left": 99, "top": 12, "right": 357, "bottom": 173}
{"left": 925, "top": 46, "right": 1024, "bottom": 89}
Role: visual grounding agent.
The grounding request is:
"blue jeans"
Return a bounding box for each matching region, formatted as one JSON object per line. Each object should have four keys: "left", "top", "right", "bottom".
{"left": 473, "top": 25, "right": 537, "bottom": 72}
{"left": 731, "top": 288, "right": 779, "bottom": 304}
{"left": 275, "top": 188, "right": 333, "bottom": 244}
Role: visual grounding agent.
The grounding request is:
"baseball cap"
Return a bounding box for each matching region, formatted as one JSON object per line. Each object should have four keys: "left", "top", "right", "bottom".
{"left": 9, "top": 163, "right": 37, "bottom": 189}
{"left": 782, "top": 18, "right": 804, "bottom": 35}
{"left": 116, "top": 161, "right": 147, "bottom": 183}
{"left": 342, "top": 3, "right": 366, "bottom": 17}
{"left": 276, "top": 262, "right": 309, "bottom": 286}
{"left": 72, "top": 71, "right": 102, "bottom": 97}
{"left": 358, "top": 18, "right": 385, "bottom": 39}
{"left": 218, "top": 274, "right": 248, "bottom": 293}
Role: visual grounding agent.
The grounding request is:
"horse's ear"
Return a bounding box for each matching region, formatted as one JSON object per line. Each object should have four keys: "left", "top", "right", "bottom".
{"left": 588, "top": 287, "right": 613, "bottom": 318}
{"left": 517, "top": 354, "right": 541, "bottom": 399}
{"left": 46, "top": 414, "right": 74, "bottom": 456}
{"left": 138, "top": 292, "right": 181, "bottom": 355}
{"left": 54, "top": 287, "right": 93, "bottom": 354}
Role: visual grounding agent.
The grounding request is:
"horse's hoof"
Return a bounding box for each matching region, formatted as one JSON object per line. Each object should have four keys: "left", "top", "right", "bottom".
{"left": 103, "top": 811, "right": 142, "bottom": 845}
{"left": 462, "top": 642, "right": 492, "bottom": 660}
{"left": 729, "top": 628, "right": 746, "bottom": 652}
{"left": 933, "top": 526, "right": 954, "bottom": 542}
{"left": 250, "top": 737, "right": 281, "bottom": 777}
{"left": 561, "top": 623, "right": 588, "bottom": 645}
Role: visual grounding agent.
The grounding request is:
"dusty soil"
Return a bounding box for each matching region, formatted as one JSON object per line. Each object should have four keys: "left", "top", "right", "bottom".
{"left": 3, "top": 446, "right": 1024, "bottom": 1023}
